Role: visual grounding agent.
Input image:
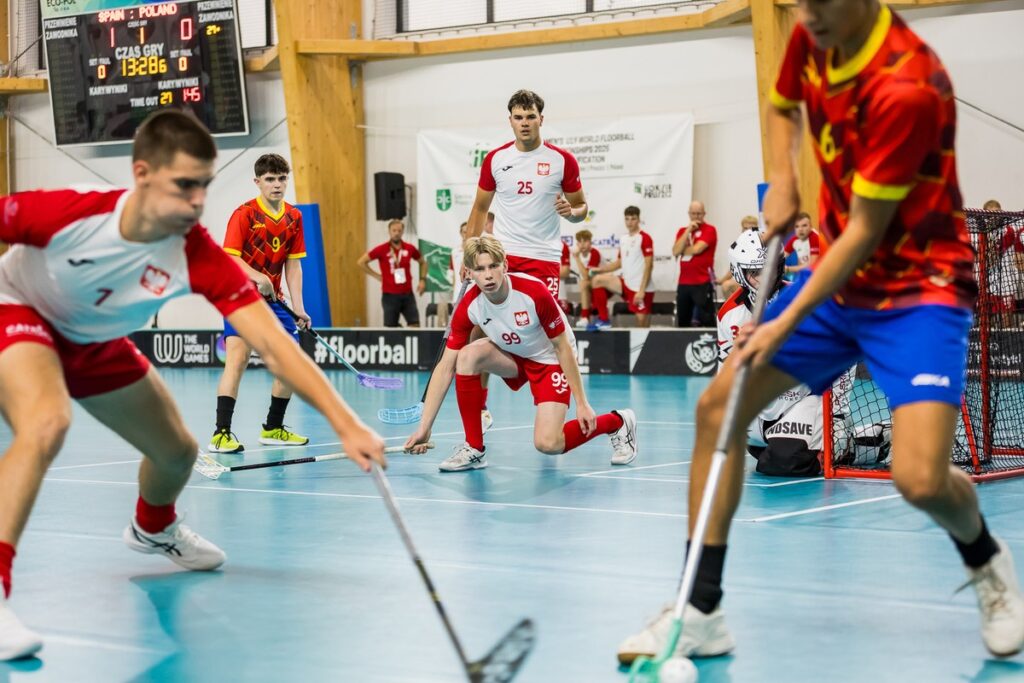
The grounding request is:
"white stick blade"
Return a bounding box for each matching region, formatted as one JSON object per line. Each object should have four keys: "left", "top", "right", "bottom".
{"left": 193, "top": 453, "right": 229, "bottom": 480}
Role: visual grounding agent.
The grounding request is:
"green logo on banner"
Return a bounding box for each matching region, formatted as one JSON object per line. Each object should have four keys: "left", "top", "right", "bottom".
{"left": 436, "top": 188, "right": 452, "bottom": 212}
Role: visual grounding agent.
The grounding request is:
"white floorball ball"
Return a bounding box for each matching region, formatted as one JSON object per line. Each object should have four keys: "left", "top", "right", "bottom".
{"left": 658, "top": 656, "right": 698, "bottom": 683}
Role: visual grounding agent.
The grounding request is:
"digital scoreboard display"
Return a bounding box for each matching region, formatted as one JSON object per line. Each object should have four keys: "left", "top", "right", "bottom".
{"left": 41, "top": 0, "right": 249, "bottom": 146}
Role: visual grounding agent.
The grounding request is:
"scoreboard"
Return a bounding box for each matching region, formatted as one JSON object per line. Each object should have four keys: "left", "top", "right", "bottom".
{"left": 41, "top": 0, "right": 249, "bottom": 146}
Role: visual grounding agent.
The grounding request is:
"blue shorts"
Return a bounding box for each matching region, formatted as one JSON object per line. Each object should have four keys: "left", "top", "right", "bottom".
{"left": 223, "top": 299, "right": 299, "bottom": 339}
{"left": 764, "top": 271, "right": 972, "bottom": 409}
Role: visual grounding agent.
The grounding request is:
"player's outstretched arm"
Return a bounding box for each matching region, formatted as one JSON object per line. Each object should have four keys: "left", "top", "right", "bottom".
{"left": 738, "top": 195, "right": 900, "bottom": 369}
{"left": 552, "top": 333, "right": 596, "bottom": 435}
{"left": 762, "top": 104, "right": 804, "bottom": 237}
{"left": 226, "top": 300, "right": 386, "bottom": 470}
{"left": 405, "top": 347, "right": 460, "bottom": 453}
{"left": 466, "top": 188, "right": 495, "bottom": 238}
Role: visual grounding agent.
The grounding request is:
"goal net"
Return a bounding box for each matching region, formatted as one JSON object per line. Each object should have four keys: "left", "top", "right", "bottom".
{"left": 824, "top": 209, "right": 1024, "bottom": 482}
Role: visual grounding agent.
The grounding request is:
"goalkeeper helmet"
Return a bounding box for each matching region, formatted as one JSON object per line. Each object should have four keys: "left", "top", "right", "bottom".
{"left": 728, "top": 230, "right": 783, "bottom": 304}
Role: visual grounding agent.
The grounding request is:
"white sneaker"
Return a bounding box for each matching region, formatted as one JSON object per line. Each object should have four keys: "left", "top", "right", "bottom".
{"left": 0, "top": 596, "right": 42, "bottom": 661}
{"left": 961, "top": 537, "right": 1024, "bottom": 657}
{"left": 610, "top": 409, "right": 638, "bottom": 465}
{"left": 617, "top": 602, "right": 735, "bottom": 666}
{"left": 481, "top": 410, "right": 494, "bottom": 434}
{"left": 574, "top": 318, "right": 589, "bottom": 329}
{"left": 123, "top": 516, "right": 226, "bottom": 571}
{"left": 438, "top": 443, "right": 487, "bottom": 472}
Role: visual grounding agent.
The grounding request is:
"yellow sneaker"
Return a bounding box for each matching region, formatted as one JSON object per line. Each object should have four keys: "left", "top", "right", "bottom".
{"left": 208, "top": 428, "right": 244, "bottom": 453}
{"left": 259, "top": 425, "right": 309, "bottom": 446}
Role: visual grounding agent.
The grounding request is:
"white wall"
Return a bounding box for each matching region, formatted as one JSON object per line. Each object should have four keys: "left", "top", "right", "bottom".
{"left": 10, "top": 9, "right": 1024, "bottom": 327}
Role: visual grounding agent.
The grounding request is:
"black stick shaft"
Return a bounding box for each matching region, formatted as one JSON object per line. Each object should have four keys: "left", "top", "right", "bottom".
{"left": 370, "top": 463, "right": 473, "bottom": 672}
{"left": 228, "top": 456, "right": 320, "bottom": 472}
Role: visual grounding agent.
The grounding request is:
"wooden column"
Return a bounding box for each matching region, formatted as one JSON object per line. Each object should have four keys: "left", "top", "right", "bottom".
{"left": 750, "top": 0, "right": 820, "bottom": 218}
{"left": 274, "top": 0, "right": 366, "bottom": 325}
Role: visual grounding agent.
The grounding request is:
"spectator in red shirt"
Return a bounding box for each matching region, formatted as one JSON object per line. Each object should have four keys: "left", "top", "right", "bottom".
{"left": 672, "top": 200, "right": 717, "bottom": 327}
{"left": 358, "top": 219, "right": 427, "bottom": 327}
{"left": 784, "top": 211, "right": 822, "bottom": 276}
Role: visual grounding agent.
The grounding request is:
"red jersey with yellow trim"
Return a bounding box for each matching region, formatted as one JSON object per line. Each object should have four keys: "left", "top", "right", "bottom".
{"left": 771, "top": 6, "right": 975, "bottom": 310}
{"left": 223, "top": 196, "right": 306, "bottom": 297}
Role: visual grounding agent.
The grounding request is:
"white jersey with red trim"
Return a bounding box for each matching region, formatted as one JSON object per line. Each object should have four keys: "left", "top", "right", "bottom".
{"left": 716, "top": 287, "right": 811, "bottom": 421}
{"left": 618, "top": 230, "right": 654, "bottom": 291}
{"left": 478, "top": 141, "right": 582, "bottom": 263}
{"left": 447, "top": 272, "right": 574, "bottom": 365}
{"left": 0, "top": 187, "right": 259, "bottom": 344}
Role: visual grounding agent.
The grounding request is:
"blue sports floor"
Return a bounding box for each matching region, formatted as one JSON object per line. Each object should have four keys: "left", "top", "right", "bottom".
{"left": 2, "top": 368, "right": 1024, "bottom": 683}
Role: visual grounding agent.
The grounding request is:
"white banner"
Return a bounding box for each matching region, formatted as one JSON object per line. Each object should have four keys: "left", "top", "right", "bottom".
{"left": 416, "top": 113, "right": 694, "bottom": 292}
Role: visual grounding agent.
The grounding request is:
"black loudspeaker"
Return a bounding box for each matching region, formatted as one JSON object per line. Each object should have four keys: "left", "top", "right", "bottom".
{"left": 374, "top": 172, "right": 407, "bottom": 220}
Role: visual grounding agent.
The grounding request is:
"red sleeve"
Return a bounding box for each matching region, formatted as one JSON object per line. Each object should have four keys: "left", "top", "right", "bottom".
{"left": 693, "top": 225, "right": 715, "bottom": 247}
{"left": 784, "top": 235, "right": 797, "bottom": 255}
{"left": 478, "top": 149, "right": 498, "bottom": 192}
{"left": 288, "top": 210, "right": 306, "bottom": 258}
{"left": 0, "top": 189, "right": 123, "bottom": 247}
{"left": 771, "top": 25, "right": 810, "bottom": 110}
{"left": 808, "top": 232, "right": 821, "bottom": 255}
{"left": 445, "top": 293, "right": 477, "bottom": 351}
{"left": 531, "top": 283, "right": 567, "bottom": 339}
{"left": 367, "top": 243, "right": 387, "bottom": 261}
{"left": 675, "top": 227, "right": 686, "bottom": 242}
{"left": 561, "top": 242, "right": 570, "bottom": 266}
{"left": 560, "top": 150, "right": 582, "bottom": 193}
{"left": 588, "top": 250, "right": 601, "bottom": 268}
{"left": 223, "top": 207, "right": 248, "bottom": 255}
{"left": 852, "top": 85, "right": 942, "bottom": 201}
{"left": 185, "top": 226, "right": 262, "bottom": 315}
{"left": 641, "top": 232, "right": 654, "bottom": 256}
{"left": 408, "top": 243, "right": 422, "bottom": 260}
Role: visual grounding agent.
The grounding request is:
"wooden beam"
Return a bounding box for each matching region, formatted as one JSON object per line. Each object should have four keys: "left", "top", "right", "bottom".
{"left": 243, "top": 45, "right": 279, "bottom": 72}
{"left": 750, "top": 0, "right": 820, "bottom": 218}
{"left": 296, "top": 39, "right": 417, "bottom": 58}
{"left": 299, "top": 4, "right": 756, "bottom": 61}
{"left": 0, "top": 78, "right": 47, "bottom": 95}
{"left": 703, "top": 0, "right": 754, "bottom": 26}
{"left": 776, "top": 0, "right": 1004, "bottom": 6}
{"left": 275, "top": 0, "right": 366, "bottom": 326}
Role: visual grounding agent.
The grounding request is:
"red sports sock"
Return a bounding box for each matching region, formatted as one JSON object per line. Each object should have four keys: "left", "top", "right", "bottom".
{"left": 0, "top": 542, "right": 14, "bottom": 598}
{"left": 135, "top": 496, "right": 177, "bottom": 534}
{"left": 592, "top": 288, "right": 610, "bottom": 322}
{"left": 562, "top": 412, "right": 624, "bottom": 453}
{"left": 456, "top": 374, "right": 486, "bottom": 451}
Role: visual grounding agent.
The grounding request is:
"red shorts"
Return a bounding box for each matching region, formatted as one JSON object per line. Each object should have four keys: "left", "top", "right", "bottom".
{"left": 503, "top": 356, "right": 571, "bottom": 406}
{"left": 506, "top": 255, "right": 561, "bottom": 299}
{"left": 0, "top": 305, "right": 150, "bottom": 399}
{"left": 620, "top": 279, "right": 655, "bottom": 314}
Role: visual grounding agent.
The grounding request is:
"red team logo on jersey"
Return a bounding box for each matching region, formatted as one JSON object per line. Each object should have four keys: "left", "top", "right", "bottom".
{"left": 140, "top": 265, "right": 171, "bottom": 295}
{"left": 536, "top": 162, "right": 550, "bottom": 176}
{"left": 514, "top": 311, "right": 530, "bottom": 327}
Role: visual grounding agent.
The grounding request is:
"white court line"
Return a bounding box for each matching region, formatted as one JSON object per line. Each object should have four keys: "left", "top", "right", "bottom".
{"left": 637, "top": 421, "right": 696, "bottom": 426}
{"left": 49, "top": 459, "right": 141, "bottom": 471}
{"left": 43, "top": 477, "right": 690, "bottom": 520}
{"left": 578, "top": 460, "right": 690, "bottom": 477}
{"left": 44, "top": 634, "right": 167, "bottom": 655}
{"left": 580, "top": 473, "right": 823, "bottom": 488}
{"left": 748, "top": 493, "right": 902, "bottom": 523}
{"left": 43, "top": 424, "right": 537, "bottom": 472}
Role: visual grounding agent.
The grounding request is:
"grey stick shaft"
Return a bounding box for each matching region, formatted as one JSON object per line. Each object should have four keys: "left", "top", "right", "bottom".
{"left": 675, "top": 235, "right": 783, "bottom": 619}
